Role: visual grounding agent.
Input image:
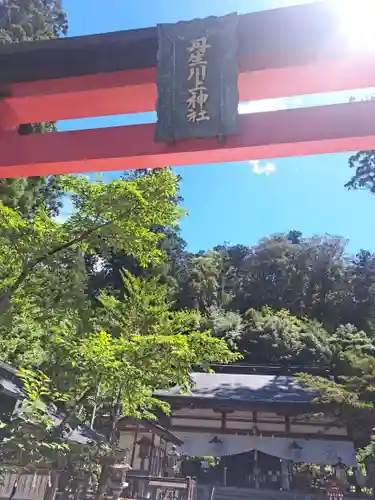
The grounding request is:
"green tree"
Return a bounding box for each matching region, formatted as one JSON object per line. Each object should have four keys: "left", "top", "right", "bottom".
{"left": 345, "top": 151, "right": 375, "bottom": 194}
{"left": 340, "top": 250, "right": 375, "bottom": 333}
{"left": 175, "top": 251, "right": 222, "bottom": 311}
{"left": 86, "top": 170, "right": 187, "bottom": 301}
{"left": 298, "top": 355, "right": 375, "bottom": 449}
{"left": 0, "top": 176, "right": 64, "bottom": 219}
{"left": 0, "top": 0, "right": 67, "bottom": 43}
{"left": 330, "top": 324, "right": 375, "bottom": 373}
{"left": 234, "top": 234, "right": 348, "bottom": 324}
{"left": 87, "top": 221, "right": 187, "bottom": 299}
{"left": 0, "top": 170, "right": 183, "bottom": 365}
{"left": 97, "top": 270, "right": 201, "bottom": 338}
{"left": 42, "top": 272, "right": 238, "bottom": 499}
{"left": 0, "top": 369, "right": 70, "bottom": 469}
{"left": 45, "top": 271, "right": 236, "bottom": 414}
{"left": 0, "top": 167, "right": 238, "bottom": 496}
{"left": 232, "top": 308, "right": 332, "bottom": 366}
{"left": 152, "top": 230, "right": 375, "bottom": 342}
{"left": 201, "top": 306, "right": 244, "bottom": 347}
{"left": 286, "top": 229, "right": 303, "bottom": 245}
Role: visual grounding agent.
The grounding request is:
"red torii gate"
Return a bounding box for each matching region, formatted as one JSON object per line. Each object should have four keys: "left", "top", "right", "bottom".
{"left": 1, "top": 1, "right": 375, "bottom": 178}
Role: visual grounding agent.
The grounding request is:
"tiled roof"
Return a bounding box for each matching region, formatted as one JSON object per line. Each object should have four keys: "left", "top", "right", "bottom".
{"left": 0, "top": 362, "right": 105, "bottom": 445}
{"left": 155, "top": 372, "right": 316, "bottom": 404}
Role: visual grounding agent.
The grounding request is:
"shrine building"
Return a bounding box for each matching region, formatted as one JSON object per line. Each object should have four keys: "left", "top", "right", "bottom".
{"left": 120, "top": 365, "right": 358, "bottom": 493}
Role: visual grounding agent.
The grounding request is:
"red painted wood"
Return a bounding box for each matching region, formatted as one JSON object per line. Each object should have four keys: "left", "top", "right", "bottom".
{"left": 5, "top": 52, "right": 375, "bottom": 124}
{"left": 0, "top": 102, "right": 19, "bottom": 131}
{"left": 4, "top": 69, "right": 157, "bottom": 123}
{"left": 2, "top": 2, "right": 375, "bottom": 123}
{"left": 1, "top": 101, "right": 374, "bottom": 178}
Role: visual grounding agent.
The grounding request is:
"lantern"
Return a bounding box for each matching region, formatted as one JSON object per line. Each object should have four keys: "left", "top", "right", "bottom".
{"left": 108, "top": 463, "right": 131, "bottom": 500}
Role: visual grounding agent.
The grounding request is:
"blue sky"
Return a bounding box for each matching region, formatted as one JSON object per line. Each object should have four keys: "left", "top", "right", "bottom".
{"left": 58, "top": 0, "right": 375, "bottom": 255}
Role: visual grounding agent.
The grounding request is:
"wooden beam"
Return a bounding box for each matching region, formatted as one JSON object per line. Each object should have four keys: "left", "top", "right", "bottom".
{"left": 168, "top": 426, "right": 351, "bottom": 441}
{"left": 171, "top": 414, "right": 342, "bottom": 428}
{"left": 0, "top": 100, "right": 374, "bottom": 178}
{"left": 0, "top": 3, "right": 343, "bottom": 83}
{"left": 6, "top": 55, "right": 375, "bottom": 124}
{"left": 4, "top": 69, "right": 157, "bottom": 123}
{"left": 2, "top": 2, "right": 375, "bottom": 123}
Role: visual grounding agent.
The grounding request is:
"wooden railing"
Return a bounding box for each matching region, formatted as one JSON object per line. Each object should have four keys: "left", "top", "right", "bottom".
{"left": 125, "top": 474, "right": 197, "bottom": 500}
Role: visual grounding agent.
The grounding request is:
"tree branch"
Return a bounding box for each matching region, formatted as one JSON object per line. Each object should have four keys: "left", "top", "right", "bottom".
{"left": 58, "top": 386, "right": 95, "bottom": 432}
{"left": 0, "top": 220, "right": 113, "bottom": 310}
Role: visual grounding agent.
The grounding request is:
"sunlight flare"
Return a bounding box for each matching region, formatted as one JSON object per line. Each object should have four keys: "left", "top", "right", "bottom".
{"left": 336, "top": 0, "right": 375, "bottom": 52}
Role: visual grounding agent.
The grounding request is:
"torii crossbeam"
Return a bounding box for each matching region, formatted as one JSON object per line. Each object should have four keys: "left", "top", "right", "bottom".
{"left": 1, "top": 1, "right": 375, "bottom": 178}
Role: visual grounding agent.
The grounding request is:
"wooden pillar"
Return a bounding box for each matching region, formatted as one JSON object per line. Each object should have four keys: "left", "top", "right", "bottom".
{"left": 221, "top": 412, "right": 226, "bottom": 431}
{"left": 44, "top": 472, "right": 59, "bottom": 500}
{"left": 223, "top": 467, "right": 227, "bottom": 487}
{"left": 281, "top": 460, "right": 292, "bottom": 490}
{"left": 285, "top": 416, "right": 291, "bottom": 434}
{"left": 365, "top": 461, "right": 375, "bottom": 499}
{"left": 163, "top": 440, "right": 168, "bottom": 477}
{"left": 148, "top": 433, "right": 156, "bottom": 475}
{"left": 253, "top": 450, "right": 260, "bottom": 489}
{"left": 130, "top": 423, "right": 139, "bottom": 468}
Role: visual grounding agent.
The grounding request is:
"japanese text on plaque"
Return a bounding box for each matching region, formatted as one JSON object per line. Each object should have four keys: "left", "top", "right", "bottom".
{"left": 186, "top": 37, "right": 211, "bottom": 123}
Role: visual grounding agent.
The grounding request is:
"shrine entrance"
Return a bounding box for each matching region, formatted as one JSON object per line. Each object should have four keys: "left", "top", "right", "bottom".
{"left": 221, "top": 451, "right": 283, "bottom": 489}
{"left": 1, "top": 1, "right": 375, "bottom": 178}
{"left": 182, "top": 451, "right": 284, "bottom": 489}
{"left": 152, "top": 368, "right": 361, "bottom": 495}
